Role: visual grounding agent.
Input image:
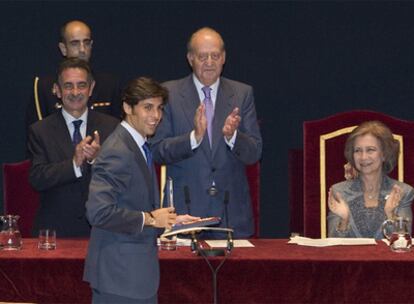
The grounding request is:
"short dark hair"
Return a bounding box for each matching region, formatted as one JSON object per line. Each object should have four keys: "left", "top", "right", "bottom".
{"left": 121, "top": 77, "right": 168, "bottom": 119}
{"left": 344, "top": 120, "right": 399, "bottom": 173}
{"left": 56, "top": 58, "right": 94, "bottom": 85}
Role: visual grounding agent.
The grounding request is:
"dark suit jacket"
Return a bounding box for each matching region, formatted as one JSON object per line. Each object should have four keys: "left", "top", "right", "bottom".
{"left": 26, "top": 72, "right": 121, "bottom": 129}
{"left": 151, "top": 75, "right": 262, "bottom": 238}
{"left": 27, "top": 110, "right": 118, "bottom": 237}
{"left": 83, "top": 124, "right": 160, "bottom": 300}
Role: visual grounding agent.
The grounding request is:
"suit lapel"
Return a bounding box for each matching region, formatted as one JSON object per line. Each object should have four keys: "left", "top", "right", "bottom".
{"left": 180, "top": 76, "right": 213, "bottom": 161}
{"left": 212, "top": 79, "right": 234, "bottom": 157}
{"left": 118, "top": 126, "right": 155, "bottom": 205}
{"left": 179, "top": 76, "right": 200, "bottom": 127}
{"left": 86, "top": 110, "right": 96, "bottom": 137}
{"left": 54, "top": 111, "right": 76, "bottom": 160}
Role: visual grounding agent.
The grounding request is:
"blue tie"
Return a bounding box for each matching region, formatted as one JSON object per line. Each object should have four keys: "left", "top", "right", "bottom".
{"left": 72, "top": 120, "right": 83, "bottom": 146}
{"left": 142, "top": 142, "right": 153, "bottom": 169}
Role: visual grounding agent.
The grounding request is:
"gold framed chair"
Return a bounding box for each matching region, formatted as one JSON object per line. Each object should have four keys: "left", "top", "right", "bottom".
{"left": 303, "top": 110, "right": 414, "bottom": 238}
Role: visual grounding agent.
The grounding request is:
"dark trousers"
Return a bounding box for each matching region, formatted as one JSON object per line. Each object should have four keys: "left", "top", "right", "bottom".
{"left": 92, "top": 289, "right": 157, "bottom": 304}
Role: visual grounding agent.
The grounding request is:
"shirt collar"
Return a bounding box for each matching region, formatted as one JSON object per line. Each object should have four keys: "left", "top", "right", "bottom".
{"left": 192, "top": 74, "right": 220, "bottom": 102}
{"left": 121, "top": 120, "right": 146, "bottom": 148}
{"left": 61, "top": 108, "right": 88, "bottom": 127}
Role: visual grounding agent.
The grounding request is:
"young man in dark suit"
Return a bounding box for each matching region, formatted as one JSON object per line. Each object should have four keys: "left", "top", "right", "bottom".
{"left": 27, "top": 58, "right": 119, "bottom": 237}
{"left": 84, "top": 77, "right": 197, "bottom": 303}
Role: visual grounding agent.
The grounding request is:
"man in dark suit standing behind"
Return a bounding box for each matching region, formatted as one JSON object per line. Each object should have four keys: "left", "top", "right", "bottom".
{"left": 27, "top": 58, "right": 118, "bottom": 237}
{"left": 151, "top": 27, "right": 262, "bottom": 238}
{"left": 26, "top": 20, "right": 121, "bottom": 130}
{"left": 84, "top": 77, "right": 197, "bottom": 303}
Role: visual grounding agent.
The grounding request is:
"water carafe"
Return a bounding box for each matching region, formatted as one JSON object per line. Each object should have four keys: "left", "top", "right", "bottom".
{"left": 0, "top": 215, "right": 22, "bottom": 250}
{"left": 382, "top": 216, "right": 412, "bottom": 252}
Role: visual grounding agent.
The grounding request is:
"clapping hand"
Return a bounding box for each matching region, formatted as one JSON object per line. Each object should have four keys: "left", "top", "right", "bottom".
{"left": 83, "top": 130, "right": 101, "bottom": 162}
{"left": 194, "top": 104, "right": 207, "bottom": 144}
{"left": 384, "top": 184, "right": 402, "bottom": 219}
{"left": 222, "top": 107, "right": 241, "bottom": 140}
{"left": 328, "top": 189, "right": 350, "bottom": 221}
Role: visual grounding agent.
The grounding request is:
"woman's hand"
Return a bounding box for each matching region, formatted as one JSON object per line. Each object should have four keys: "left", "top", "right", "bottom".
{"left": 384, "top": 184, "right": 402, "bottom": 219}
{"left": 328, "top": 189, "right": 350, "bottom": 231}
{"left": 328, "top": 189, "right": 350, "bottom": 221}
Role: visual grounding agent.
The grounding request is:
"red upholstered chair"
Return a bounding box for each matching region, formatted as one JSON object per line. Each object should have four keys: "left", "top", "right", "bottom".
{"left": 289, "top": 149, "right": 304, "bottom": 235}
{"left": 303, "top": 110, "right": 414, "bottom": 238}
{"left": 3, "top": 160, "right": 40, "bottom": 237}
{"left": 246, "top": 161, "right": 261, "bottom": 238}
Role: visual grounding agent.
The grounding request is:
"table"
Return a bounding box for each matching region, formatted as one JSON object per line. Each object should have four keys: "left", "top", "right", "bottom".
{"left": 1, "top": 239, "right": 414, "bottom": 303}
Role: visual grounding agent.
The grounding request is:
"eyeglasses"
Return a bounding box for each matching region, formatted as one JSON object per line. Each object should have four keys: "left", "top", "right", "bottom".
{"left": 194, "top": 52, "right": 223, "bottom": 62}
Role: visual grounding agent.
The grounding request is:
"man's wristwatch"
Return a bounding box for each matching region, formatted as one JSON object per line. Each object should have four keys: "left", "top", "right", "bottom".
{"left": 146, "top": 212, "right": 156, "bottom": 226}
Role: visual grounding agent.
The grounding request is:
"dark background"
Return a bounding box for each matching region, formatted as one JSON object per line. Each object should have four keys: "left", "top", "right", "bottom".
{"left": 1, "top": 1, "right": 414, "bottom": 238}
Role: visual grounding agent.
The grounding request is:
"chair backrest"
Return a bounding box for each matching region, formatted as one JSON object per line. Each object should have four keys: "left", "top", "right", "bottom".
{"left": 246, "top": 161, "right": 261, "bottom": 238}
{"left": 289, "top": 149, "right": 304, "bottom": 235}
{"left": 3, "top": 160, "right": 40, "bottom": 237}
{"left": 303, "top": 110, "right": 414, "bottom": 238}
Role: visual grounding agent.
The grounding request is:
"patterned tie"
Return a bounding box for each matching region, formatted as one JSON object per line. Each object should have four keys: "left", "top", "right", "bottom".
{"left": 202, "top": 86, "right": 214, "bottom": 146}
{"left": 142, "top": 142, "right": 153, "bottom": 169}
{"left": 72, "top": 120, "right": 83, "bottom": 146}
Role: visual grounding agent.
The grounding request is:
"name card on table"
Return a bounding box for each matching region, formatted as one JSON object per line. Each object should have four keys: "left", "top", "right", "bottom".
{"left": 288, "top": 236, "right": 377, "bottom": 247}
{"left": 205, "top": 240, "right": 254, "bottom": 248}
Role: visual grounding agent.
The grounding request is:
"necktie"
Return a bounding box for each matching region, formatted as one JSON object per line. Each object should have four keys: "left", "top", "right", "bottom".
{"left": 72, "top": 120, "right": 83, "bottom": 146}
{"left": 202, "top": 86, "right": 214, "bottom": 147}
{"left": 142, "top": 142, "right": 153, "bottom": 169}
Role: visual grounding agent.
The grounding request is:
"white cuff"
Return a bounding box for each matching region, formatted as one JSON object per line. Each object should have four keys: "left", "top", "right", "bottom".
{"left": 190, "top": 130, "right": 202, "bottom": 150}
{"left": 73, "top": 160, "right": 82, "bottom": 178}
{"left": 141, "top": 211, "right": 145, "bottom": 232}
{"left": 224, "top": 130, "right": 237, "bottom": 150}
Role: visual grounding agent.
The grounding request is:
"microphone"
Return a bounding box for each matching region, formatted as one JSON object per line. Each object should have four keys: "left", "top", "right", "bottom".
{"left": 227, "top": 231, "right": 233, "bottom": 252}
{"left": 224, "top": 191, "right": 230, "bottom": 228}
{"left": 184, "top": 186, "right": 191, "bottom": 215}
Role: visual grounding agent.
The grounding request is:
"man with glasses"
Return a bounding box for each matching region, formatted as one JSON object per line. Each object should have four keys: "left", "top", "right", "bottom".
{"left": 26, "top": 20, "right": 121, "bottom": 130}
{"left": 151, "top": 27, "right": 262, "bottom": 238}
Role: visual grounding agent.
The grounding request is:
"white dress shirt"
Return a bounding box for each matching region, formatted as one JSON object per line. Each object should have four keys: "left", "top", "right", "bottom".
{"left": 190, "top": 74, "right": 237, "bottom": 149}
{"left": 61, "top": 108, "right": 88, "bottom": 178}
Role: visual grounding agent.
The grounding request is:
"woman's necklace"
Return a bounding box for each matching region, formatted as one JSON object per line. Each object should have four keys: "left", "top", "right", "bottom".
{"left": 364, "top": 184, "right": 379, "bottom": 200}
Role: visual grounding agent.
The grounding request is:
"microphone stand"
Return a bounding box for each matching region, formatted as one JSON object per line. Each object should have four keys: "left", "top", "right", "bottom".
{"left": 190, "top": 228, "right": 233, "bottom": 304}
{"left": 184, "top": 185, "right": 191, "bottom": 215}
{"left": 224, "top": 191, "right": 229, "bottom": 228}
{"left": 162, "top": 226, "right": 234, "bottom": 304}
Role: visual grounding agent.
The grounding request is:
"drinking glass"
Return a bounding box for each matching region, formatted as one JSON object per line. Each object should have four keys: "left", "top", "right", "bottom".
{"left": 38, "top": 229, "right": 57, "bottom": 250}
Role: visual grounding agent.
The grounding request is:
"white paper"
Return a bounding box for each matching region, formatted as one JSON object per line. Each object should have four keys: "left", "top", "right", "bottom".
{"left": 288, "top": 236, "right": 377, "bottom": 247}
{"left": 205, "top": 240, "right": 255, "bottom": 248}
